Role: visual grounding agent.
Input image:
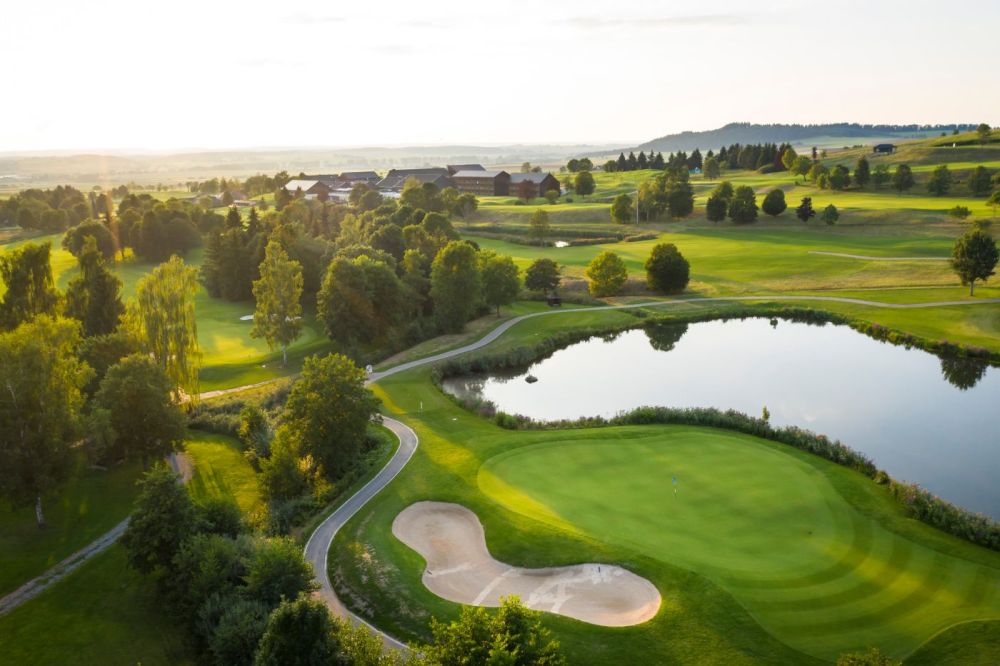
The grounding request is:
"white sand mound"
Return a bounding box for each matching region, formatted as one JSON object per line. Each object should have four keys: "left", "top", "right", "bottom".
{"left": 392, "top": 501, "right": 661, "bottom": 627}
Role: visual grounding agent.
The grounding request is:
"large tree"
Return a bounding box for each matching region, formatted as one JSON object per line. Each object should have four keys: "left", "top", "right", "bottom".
{"left": 854, "top": 156, "right": 871, "bottom": 189}
{"left": 891, "top": 164, "right": 915, "bottom": 194}
{"left": 430, "top": 241, "right": 481, "bottom": 333}
{"left": 585, "top": 251, "right": 628, "bottom": 297}
{"left": 478, "top": 251, "right": 520, "bottom": 317}
{"left": 702, "top": 156, "right": 721, "bottom": 180}
{"left": 0, "top": 242, "right": 60, "bottom": 331}
{"left": 573, "top": 170, "right": 595, "bottom": 197}
{"left": 121, "top": 464, "right": 195, "bottom": 574}
{"left": 127, "top": 255, "right": 201, "bottom": 397}
{"left": 705, "top": 194, "right": 728, "bottom": 223}
{"left": 63, "top": 219, "right": 118, "bottom": 260}
{"left": 951, "top": 228, "right": 998, "bottom": 295}
{"left": 317, "top": 255, "right": 407, "bottom": 350}
{"left": 927, "top": 164, "right": 953, "bottom": 196}
{"left": 761, "top": 189, "right": 787, "bottom": 217}
{"left": 64, "top": 235, "right": 125, "bottom": 337}
{"left": 727, "top": 186, "right": 758, "bottom": 224}
{"left": 94, "top": 354, "right": 186, "bottom": 464}
{"left": 280, "top": 353, "right": 380, "bottom": 480}
{"left": 524, "top": 258, "right": 561, "bottom": 294}
{"left": 254, "top": 596, "right": 344, "bottom": 666}
{"left": 528, "top": 208, "right": 550, "bottom": 245}
{"left": 427, "top": 596, "right": 566, "bottom": 666}
{"left": 645, "top": 243, "right": 690, "bottom": 294}
{"left": 0, "top": 316, "right": 91, "bottom": 527}
{"left": 251, "top": 238, "right": 304, "bottom": 366}
{"left": 968, "top": 166, "right": 993, "bottom": 196}
{"left": 610, "top": 193, "right": 634, "bottom": 225}
{"left": 796, "top": 197, "right": 816, "bottom": 223}
{"left": 976, "top": 123, "right": 992, "bottom": 146}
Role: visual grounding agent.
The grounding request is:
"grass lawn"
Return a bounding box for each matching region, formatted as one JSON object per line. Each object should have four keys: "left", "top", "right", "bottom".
{"left": 0, "top": 453, "right": 143, "bottom": 597}
{"left": 0, "top": 545, "right": 194, "bottom": 665}
{"left": 0, "top": 432, "right": 259, "bottom": 664}
{"left": 330, "top": 357, "right": 1000, "bottom": 664}
{"left": 185, "top": 431, "right": 263, "bottom": 516}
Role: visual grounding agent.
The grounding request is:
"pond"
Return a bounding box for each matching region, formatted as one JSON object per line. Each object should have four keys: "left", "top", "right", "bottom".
{"left": 442, "top": 318, "right": 1000, "bottom": 517}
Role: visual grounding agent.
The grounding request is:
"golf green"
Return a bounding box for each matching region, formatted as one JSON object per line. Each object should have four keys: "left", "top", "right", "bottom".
{"left": 477, "top": 428, "right": 1000, "bottom": 661}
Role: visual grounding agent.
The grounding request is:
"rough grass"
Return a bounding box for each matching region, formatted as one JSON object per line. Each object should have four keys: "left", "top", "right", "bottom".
{"left": 185, "top": 431, "right": 263, "bottom": 515}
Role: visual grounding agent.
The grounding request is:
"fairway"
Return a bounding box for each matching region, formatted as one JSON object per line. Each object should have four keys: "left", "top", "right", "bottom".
{"left": 477, "top": 429, "right": 1000, "bottom": 660}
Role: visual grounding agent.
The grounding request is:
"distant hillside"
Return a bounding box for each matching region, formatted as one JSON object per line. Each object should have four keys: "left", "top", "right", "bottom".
{"left": 632, "top": 123, "right": 977, "bottom": 154}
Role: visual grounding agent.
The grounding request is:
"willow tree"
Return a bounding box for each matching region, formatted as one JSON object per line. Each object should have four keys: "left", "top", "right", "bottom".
{"left": 251, "top": 238, "right": 303, "bottom": 366}
{"left": 127, "top": 256, "right": 201, "bottom": 397}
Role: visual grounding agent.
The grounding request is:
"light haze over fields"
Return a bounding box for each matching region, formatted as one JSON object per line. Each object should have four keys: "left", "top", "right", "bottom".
{"left": 3, "top": 0, "right": 999, "bottom": 152}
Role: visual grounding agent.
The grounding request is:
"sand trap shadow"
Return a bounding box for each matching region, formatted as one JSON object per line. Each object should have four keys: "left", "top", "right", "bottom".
{"left": 392, "top": 501, "right": 661, "bottom": 627}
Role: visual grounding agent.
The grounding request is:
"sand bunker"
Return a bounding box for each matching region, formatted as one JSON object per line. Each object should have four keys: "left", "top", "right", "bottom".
{"left": 392, "top": 501, "right": 661, "bottom": 626}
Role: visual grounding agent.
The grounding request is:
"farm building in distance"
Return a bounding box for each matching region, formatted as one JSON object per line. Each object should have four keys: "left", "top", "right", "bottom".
{"left": 447, "top": 164, "right": 485, "bottom": 175}
{"left": 282, "top": 179, "right": 331, "bottom": 199}
{"left": 510, "top": 172, "right": 561, "bottom": 199}
{"left": 873, "top": 143, "right": 896, "bottom": 154}
{"left": 377, "top": 168, "right": 452, "bottom": 192}
{"left": 451, "top": 170, "right": 510, "bottom": 196}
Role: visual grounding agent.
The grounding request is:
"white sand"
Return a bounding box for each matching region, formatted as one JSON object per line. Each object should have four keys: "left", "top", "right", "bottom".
{"left": 392, "top": 501, "right": 661, "bottom": 626}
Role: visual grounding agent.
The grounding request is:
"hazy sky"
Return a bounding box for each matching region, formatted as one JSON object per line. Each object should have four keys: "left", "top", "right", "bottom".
{"left": 3, "top": 0, "right": 998, "bottom": 152}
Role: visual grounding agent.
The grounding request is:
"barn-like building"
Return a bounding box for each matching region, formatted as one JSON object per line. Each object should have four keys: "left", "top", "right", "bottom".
{"left": 451, "top": 170, "right": 511, "bottom": 196}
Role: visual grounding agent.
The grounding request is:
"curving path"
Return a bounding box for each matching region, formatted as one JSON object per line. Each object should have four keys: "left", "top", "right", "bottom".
{"left": 302, "top": 293, "right": 1000, "bottom": 651}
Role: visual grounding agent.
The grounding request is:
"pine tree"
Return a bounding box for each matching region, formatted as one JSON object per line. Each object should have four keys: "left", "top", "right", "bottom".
{"left": 796, "top": 197, "right": 816, "bottom": 223}
{"left": 854, "top": 156, "right": 871, "bottom": 189}
{"left": 64, "top": 236, "right": 124, "bottom": 337}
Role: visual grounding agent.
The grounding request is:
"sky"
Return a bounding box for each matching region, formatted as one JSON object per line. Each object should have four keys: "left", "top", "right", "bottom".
{"left": 2, "top": 0, "right": 999, "bottom": 153}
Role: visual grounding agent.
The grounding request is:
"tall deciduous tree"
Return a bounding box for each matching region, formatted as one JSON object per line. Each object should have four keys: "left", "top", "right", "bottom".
{"left": 317, "top": 255, "right": 407, "bottom": 350}
{"left": 705, "top": 194, "right": 728, "bottom": 223}
{"left": 927, "top": 165, "right": 953, "bottom": 196}
{"left": 524, "top": 258, "right": 561, "bottom": 294}
{"left": 891, "top": 164, "right": 915, "bottom": 194}
{"left": 0, "top": 242, "right": 60, "bottom": 331}
{"left": 976, "top": 123, "right": 992, "bottom": 146}
{"left": 951, "top": 228, "right": 998, "bottom": 295}
{"left": 528, "top": 208, "right": 550, "bottom": 245}
{"left": 610, "top": 193, "right": 634, "bottom": 224}
{"left": 702, "top": 156, "right": 721, "bottom": 180}
{"left": 573, "top": 171, "right": 595, "bottom": 197}
{"left": 64, "top": 236, "right": 124, "bottom": 337}
{"left": 872, "top": 164, "right": 891, "bottom": 189}
{"left": 94, "top": 354, "right": 185, "bottom": 464}
{"left": 854, "top": 156, "right": 871, "bottom": 188}
{"left": 585, "top": 251, "right": 628, "bottom": 297}
{"left": 279, "top": 353, "right": 380, "bottom": 480}
{"left": 431, "top": 241, "right": 481, "bottom": 333}
{"left": 727, "top": 186, "right": 758, "bottom": 224}
{"left": 796, "top": 197, "right": 816, "bottom": 223}
{"left": 780, "top": 146, "right": 798, "bottom": 170}
{"left": 761, "top": 189, "right": 787, "bottom": 216}
{"left": 427, "top": 596, "right": 566, "bottom": 666}
{"left": 254, "top": 596, "right": 344, "bottom": 666}
{"left": 251, "top": 238, "right": 303, "bottom": 366}
{"left": 127, "top": 256, "right": 201, "bottom": 397}
{"left": 478, "top": 251, "right": 520, "bottom": 316}
{"left": 791, "top": 156, "right": 811, "bottom": 182}
{"left": 121, "top": 464, "right": 196, "bottom": 574}
{"left": 968, "top": 166, "right": 993, "bottom": 196}
{"left": 0, "top": 316, "right": 91, "bottom": 527}
{"left": 645, "top": 243, "right": 690, "bottom": 294}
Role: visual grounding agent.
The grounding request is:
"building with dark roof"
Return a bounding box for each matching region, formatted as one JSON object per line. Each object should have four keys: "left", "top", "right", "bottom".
{"left": 509, "top": 172, "right": 561, "bottom": 199}
{"left": 282, "top": 179, "right": 331, "bottom": 199}
{"left": 447, "top": 164, "right": 486, "bottom": 175}
{"left": 873, "top": 143, "right": 896, "bottom": 154}
{"left": 451, "top": 170, "right": 510, "bottom": 196}
{"left": 338, "top": 171, "right": 381, "bottom": 185}
{"left": 377, "top": 168, "right": 452, "bottom": 192}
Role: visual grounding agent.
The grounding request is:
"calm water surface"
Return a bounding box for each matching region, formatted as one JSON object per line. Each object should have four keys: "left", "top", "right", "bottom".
{"left": 442, "top": 319, "right": 1000, "bottom": 517}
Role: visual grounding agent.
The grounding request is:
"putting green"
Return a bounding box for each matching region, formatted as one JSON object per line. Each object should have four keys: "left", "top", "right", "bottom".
{"left": 477, "top": 428, "right": 1000, "bottom": 661}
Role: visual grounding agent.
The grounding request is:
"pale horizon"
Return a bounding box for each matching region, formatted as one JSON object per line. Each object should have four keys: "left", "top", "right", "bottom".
{"left": 3, "top": 0, "right": 999, "bottom": 152}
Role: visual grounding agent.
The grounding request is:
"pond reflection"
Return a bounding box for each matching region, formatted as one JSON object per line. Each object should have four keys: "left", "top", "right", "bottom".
{"left": 442, "top": 318, "right": 1000, "bottom": 517}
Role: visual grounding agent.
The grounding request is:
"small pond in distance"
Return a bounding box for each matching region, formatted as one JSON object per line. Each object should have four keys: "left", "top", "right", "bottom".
{"left": 442, "top": 318, "right": 1000, "bottom": 517}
